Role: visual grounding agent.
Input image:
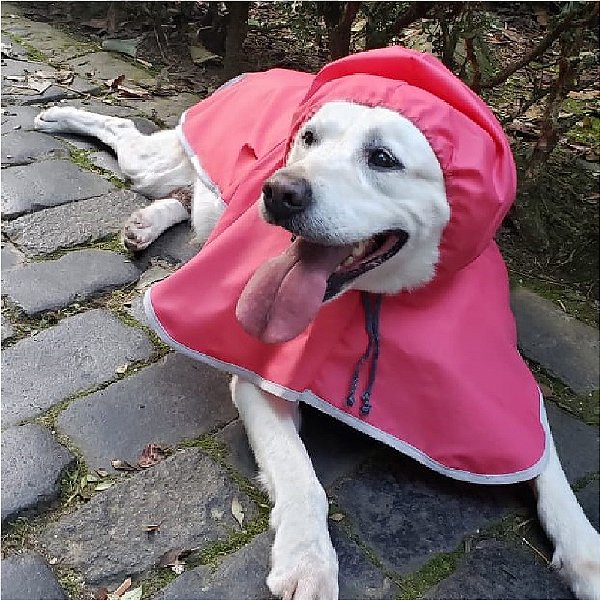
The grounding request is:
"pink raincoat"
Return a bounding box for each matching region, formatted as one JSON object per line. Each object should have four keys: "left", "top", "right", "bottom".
{"left": 145, "top": 48, "right": 549, "bottom": 484}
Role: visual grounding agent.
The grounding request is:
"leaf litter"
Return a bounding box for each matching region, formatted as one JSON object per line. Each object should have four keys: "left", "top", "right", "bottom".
{"left": 94, "top": 577, "right": 142, "bottom": 600}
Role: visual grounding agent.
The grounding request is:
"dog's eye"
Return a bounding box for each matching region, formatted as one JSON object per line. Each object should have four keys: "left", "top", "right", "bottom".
{"left": 368, "top": 148, "right": 403, "bottom": 170}
{"left": 301, "top": 129, "right": 316, "bottom": 147}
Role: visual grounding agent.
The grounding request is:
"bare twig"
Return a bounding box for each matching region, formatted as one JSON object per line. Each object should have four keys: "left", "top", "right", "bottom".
{"left": 521, "top": 537, "right": 551, "bottom": 565}
{"left": 480, "top": 3, "right": 598, "bottom": 89}
{"left": 391, "top": 2, "right": 434, "bottom": 36}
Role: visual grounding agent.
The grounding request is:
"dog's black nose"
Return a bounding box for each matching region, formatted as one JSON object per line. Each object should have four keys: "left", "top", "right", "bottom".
{"left": 263, "top": 173, "right": 312, "bottom": 222}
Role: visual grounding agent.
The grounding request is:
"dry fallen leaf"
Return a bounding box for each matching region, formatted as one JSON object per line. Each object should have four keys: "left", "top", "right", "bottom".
{"left": 111, "top": 459, "right": 138, "bottom": 472}
{"left": 142, "top": 523, "right": 161, "bottom": 532}
{"left": 115, "top": 363, "right": 129, "bottom": 375}
{"left": 329, "top": 512, "right": 345, "bottom": 522}
{"left": 137, "top": 443, "right": 167, "bottom": 468}
{"left": 158, "top": 547, "right": 185, "bottom": 568}
{"left": 538, "top": 383, "right": 554, "bottom": 398}
{"left": 116, "top": 83, "right": 149, "bottom": 99}
{"left": 231, "top": 497, "right": 245, "bottom": 528}
{"left": 93, "top": 587, "right": 109, "bottom": 600}
{"left": 96, "top": 468, "right": 109, "bottom": 478}
{"left": 113, "top": 578, "right": 132, "bottom": 598}
{"left": 95, "top": 481, "right": 114, "bottom": 492}
{"left": 106, "top": 74, "right": 126, "bottom": 91}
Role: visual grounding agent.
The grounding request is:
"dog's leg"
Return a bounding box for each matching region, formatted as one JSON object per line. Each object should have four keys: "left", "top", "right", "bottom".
{"left": 122, "top": 196, "right": 190, "bottom": 252}
{"left": 534, "top": 432, "right": 600, "bottom": 600}
{"left": 232, "top": 377, "right": 338, "bottom": 600}
{"left": 34, "top": 106, "right": 194, "bottom": 198}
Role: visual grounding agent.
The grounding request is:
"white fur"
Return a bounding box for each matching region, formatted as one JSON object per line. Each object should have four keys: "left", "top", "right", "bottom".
{"left": 35, "top": 104, "right": 600, "bottom": 600}
{"left": 281, "top": 102, "right": 450, "bottom": 293}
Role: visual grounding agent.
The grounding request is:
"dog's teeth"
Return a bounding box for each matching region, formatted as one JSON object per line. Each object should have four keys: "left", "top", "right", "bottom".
{"left": 352, "top": 242, "right": 366, "bottom": 258}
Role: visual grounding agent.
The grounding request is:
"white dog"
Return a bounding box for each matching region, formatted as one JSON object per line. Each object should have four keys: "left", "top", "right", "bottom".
{"left": 34, "top": 48, "right": 599, "bottom": 600}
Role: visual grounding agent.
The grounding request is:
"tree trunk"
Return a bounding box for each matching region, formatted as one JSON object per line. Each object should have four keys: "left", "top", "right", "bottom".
{"left": 223, "top": 2, "right": 249, "bottom": 80}
{"left": 320, "top": 2, "right": 361, "bottom": 60}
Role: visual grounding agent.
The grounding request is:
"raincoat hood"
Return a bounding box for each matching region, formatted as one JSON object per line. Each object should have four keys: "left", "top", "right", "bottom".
{"left": 284, "top": 49, "right": 517, "bottom": 279}
{"left": 145, "top": 47, "right": 548, "bottom": 485}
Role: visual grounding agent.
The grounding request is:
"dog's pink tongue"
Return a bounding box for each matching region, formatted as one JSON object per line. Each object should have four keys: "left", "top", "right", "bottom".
{"left": 236, "top": 239, "right": 352, "bottom": 344}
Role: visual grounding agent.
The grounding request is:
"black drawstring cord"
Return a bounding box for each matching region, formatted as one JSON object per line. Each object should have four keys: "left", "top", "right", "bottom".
{"left": 346, "top": 292, "right": 383, "bottom": 416}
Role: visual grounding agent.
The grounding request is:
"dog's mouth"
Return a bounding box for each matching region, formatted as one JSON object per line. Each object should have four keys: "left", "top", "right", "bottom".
{"left": 236, "top": 230, "right": 408, "bottom": 344}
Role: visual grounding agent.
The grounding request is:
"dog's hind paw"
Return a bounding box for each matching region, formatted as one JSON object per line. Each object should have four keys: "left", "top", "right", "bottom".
{"left": 34, "top": 106, "right": 78, "bottom": 133}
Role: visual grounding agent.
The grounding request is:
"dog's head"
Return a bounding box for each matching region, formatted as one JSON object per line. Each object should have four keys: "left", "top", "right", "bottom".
{"left": 236, "top": 50, "right": 517, "bottom": 344}
{"left": 261, "top": 101, "right": 450, "bottom": 297}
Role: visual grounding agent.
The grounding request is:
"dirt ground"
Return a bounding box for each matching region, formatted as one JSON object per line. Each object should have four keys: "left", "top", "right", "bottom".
{"left": 16, "top": 2, "right": 600, "bottom": 323}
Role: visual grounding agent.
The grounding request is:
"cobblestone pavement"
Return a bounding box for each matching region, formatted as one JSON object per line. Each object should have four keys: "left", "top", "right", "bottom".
{"left": 1, "top": 5, "right": 599, "bottom": 600}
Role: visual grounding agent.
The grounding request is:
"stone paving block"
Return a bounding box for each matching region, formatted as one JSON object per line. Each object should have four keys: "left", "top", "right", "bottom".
{"left": 216, "top": 420, "right": 258, "bottom": 481}
{"left": 217, "top": 406, "right": 376, "bottom": 488}
{"left": 125, "top": 294, "right": 147, "bottom": 325}
{"left": 1, "top": 58, "right": 99, "bottom": 105}
{"left": 89, "top": 150, "right": 124, "bottom": 178}
{"left": 158, "top": 524, "right": 398, "bottom": 600}
{"left": 1, "top": 424, "right": 74, "bottom": 523}
{"left": 1, "top": 104, "right": 41, "bottom": 133}
{"left": 157, "top": 532, "right": 274, "bottom": 600}
{"left": 136, "top": 222, "right": 198, "bottom": 267}
{"left": 0, "top": 241, "right": 25, "bottom": 269}
{"left": 511, "top": 287, "right": 599, "bottom": 394}
{"left": 577, "top": 479, "right": 599, "bottom": 531}
{"left": 3, "top": 189, "right": 148, "bottom": 256}
{"left": 333, "top": 450, "right": 527, "bottom": 575}
{"left": 1, "top": 309, "right": 153, "bottom": 426}
{"left": 330, "top": 522, "right": 400, "bottom": 600}
{"left": 1, "top": 34, "right": 27, "bottom": 58}
{"left": 68, "top": 52, "right": 155, "bottom": 86}
{"left": 38, "top": 448, "right": 257, "bottom": 587}
{"left": 1, "top": 130, "right": 69, "bottom": 165}
{"left": 301, "top": 405, "right": 378, "bottom": 488}
{"left": 423, "top": 539, "right": 572, "bottom": 599}
{"left": 57, "top": 354, "right": 236, "bottom": 471}
{"left": 1, "top": 318, "right": 16, "bottom": 343}
{"left": 1, "top": 159, "right": 114, "bottom": 219}
{"left": 1, "top": 552, "right": 67, "bottom": 600}
{"left": 121, "top": 93, "right": 201, "bottom": 128}
{"left": 1, "top": 57, "right": 52, "bottom": 81}
{"left": 546, "top": 402, "right": 599, "bottom": 484}
{"left": 1, "top": 11, "right": 97, "bottom": 62}
{"left": 1, "top": 249, "right": 141, "bottom": 315}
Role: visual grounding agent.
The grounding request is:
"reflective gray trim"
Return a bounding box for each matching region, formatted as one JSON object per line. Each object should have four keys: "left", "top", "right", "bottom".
{"left": 176, "top": 109, "right": 224, "bottom": 208}
{"left": 299, "top": 388, "right": 550, "bottom": 485}
{"left": 144, "top": 288, "right": 550, "bottom": 484}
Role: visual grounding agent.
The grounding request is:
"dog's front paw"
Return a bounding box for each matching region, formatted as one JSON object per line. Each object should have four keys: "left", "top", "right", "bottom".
{"left": 553, "top": 531, "right": 600, "bottom": 600}
{"left": 122, "top": 209, "right": 157, "bottom": 252}
{"left": 268, "top": 521, "right": 338, "bottom": 600}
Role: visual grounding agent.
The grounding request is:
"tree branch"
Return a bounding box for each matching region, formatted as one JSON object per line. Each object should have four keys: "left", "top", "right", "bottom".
{"left": 391, "top": 2, "right": 434, "bottom": 36}
{"left": 480, "top": 3, "right": 597, "bottom": 90}
{"left": 465, "top": 37, "right": 481, "bottom": 92}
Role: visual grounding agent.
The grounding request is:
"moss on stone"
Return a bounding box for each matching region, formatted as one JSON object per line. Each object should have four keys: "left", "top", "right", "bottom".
{"left": 525, "top": 358, "right": 599, "bottom": 426}
{"left": 396, "top": 549, "right": 464, "bottom": 600}
{"left": 2, "top": 30, "right": 49, "bottom": 62}
{"left": 68, "top": 148, "right": 128, "bottom": 189}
